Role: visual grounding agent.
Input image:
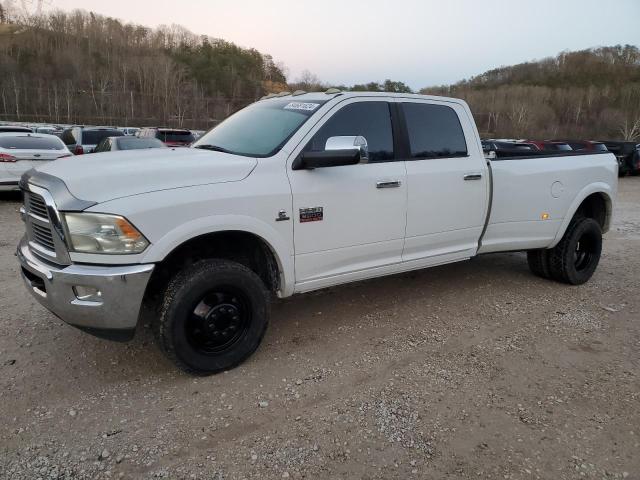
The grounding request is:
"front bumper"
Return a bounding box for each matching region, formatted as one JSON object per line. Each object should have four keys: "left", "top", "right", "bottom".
{"left": 0, "top": 180, "right": 20, "bottom": 191}
{"left": 17, "top": 236, "right": 154, "bottom": 341}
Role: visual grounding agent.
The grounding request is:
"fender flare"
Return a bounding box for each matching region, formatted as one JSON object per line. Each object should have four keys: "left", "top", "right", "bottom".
{"left": 140, "top": 214, "right": 295, "bottom": 297}
{"left": 549, "top": 182, "right": 614, "bottom": 248}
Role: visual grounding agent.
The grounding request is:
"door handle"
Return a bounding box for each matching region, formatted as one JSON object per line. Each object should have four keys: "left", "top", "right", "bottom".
{"left": 376, "top": 180, "right": 402, "bottom": 189}
{"left": 463, "top": 173, "right": 483, "bottom": 181}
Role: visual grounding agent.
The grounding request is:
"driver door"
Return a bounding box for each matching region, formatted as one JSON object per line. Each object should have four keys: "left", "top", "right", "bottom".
{"left": 287, "top": 98, "right": 407, "bottom": 291}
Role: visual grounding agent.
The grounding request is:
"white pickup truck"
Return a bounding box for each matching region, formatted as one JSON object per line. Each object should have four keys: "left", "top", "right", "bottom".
{"left": 17, "top": 91, "right": 617, "bottom": 373}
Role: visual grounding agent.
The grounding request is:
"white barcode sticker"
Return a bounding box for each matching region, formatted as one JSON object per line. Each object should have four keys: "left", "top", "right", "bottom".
{"left": 283, "top": 102, "right": 320, "bottom": 111}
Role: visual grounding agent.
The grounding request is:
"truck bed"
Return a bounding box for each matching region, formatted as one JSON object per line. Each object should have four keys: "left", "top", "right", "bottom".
{"left": 478, "top": 151, "right": 617, "bottom": 254}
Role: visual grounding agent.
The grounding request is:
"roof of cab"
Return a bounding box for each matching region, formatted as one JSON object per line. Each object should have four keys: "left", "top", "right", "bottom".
{"left": 258, "top": 90, "right": 467, "bottom": 106}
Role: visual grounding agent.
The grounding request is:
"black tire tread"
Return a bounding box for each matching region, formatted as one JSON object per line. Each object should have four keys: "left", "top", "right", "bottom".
{"left": 527, "top": 249, "right": 551, "bottom": 279}
{"left": 547, "top": 217, "right": 601, "bottom": 285}
{"left": 155, "top": 259, "right": 269, "bottom": 375}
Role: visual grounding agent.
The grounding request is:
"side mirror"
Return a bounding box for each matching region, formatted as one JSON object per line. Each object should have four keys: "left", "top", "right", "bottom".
{"left": 292, "top": 135, "right": 369, "bottom": 170}
{"left": 325, "top": 135, "right": 369, "bottom": 162}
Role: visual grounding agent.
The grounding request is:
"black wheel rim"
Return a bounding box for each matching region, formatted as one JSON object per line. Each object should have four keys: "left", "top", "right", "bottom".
{"left": 185, "top": 288, "right": 250, "bottom": 354}
{"left": 574, "top": 232, "right": 597, "bottom": 272}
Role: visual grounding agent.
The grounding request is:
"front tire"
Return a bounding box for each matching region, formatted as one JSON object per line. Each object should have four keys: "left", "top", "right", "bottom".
{"left": 547, "top": 217, "right": 602, "bottom": 285}
{"left": 156, "top": 259, "right": 270, "bottom": 374}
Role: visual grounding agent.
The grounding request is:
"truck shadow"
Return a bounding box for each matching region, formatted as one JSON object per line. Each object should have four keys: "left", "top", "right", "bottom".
{"left": 53, "top": 251, "right": 534, "bottom": 383}
{"left": 269, "top": 252, "right": 530, "bottom": 335}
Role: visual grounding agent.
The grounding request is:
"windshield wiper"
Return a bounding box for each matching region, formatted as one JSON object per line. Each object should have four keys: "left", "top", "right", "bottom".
{"left": 194, "top": 144, "right": 233, "bottom": 154}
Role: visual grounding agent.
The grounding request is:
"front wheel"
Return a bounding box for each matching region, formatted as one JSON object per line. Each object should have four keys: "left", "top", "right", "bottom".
{"left": 156, "top": 259, "right": 270, "bottom": 374}
{"left": 548, "top": 217, "right": 602, "bottom": 285}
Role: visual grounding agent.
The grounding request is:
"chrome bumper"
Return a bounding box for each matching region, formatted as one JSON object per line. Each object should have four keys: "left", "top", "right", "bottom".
{"left": 17, "top": 236, "right": 154, "bottom": 340}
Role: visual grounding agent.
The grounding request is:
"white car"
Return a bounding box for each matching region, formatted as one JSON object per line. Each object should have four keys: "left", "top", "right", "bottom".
{"left": 0, "top": 133, "right": 71, "bottom": 191}
{"left": 120, "top": 127, "right": 140, "bottom": 136}
{"left": 16, "top": 91, "right": 617, "bottom": 374}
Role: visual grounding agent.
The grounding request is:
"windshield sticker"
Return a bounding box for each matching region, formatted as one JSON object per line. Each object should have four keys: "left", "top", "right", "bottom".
{"left": 283, "top": 102, "right": 320, "bottom": 112}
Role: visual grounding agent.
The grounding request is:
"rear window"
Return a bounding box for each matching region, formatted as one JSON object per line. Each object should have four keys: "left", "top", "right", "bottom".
{"left": 0, "top": 126, "right": 32, "bottom": 133}
{"left": 156, "top": 130, "right": 195, "bottom": 143}
{"left": 116, "top": 137, "right": 165, "bottom": 150}
{"left": 0, "top": 136, "right": 64, "bottom": 150}
{"left": 83, "top": 130, "right": 124, "bottom": 145}
{"left": 592, "top": 143, "right": 608, "bottom": 152}
{"left": 402, "top": 103, "right": 467, "bottom": 158}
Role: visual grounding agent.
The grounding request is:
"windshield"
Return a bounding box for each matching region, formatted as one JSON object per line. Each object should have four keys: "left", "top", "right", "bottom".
{"left": 0, "top": 136, "right": 64, "bottom": 150}
{"left": 84, "top": 130, "right": 124, "bottom": 145}
{"left": 117, "top": 137, "right": 165, "bottom": 150}
{"left": 192, "top": 99, "right": 326, "bottom": 157}
{"left": 157, "top": 130, "right": 195, "bottom": 143}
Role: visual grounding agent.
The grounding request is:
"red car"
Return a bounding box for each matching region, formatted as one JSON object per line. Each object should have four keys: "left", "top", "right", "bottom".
{"left": 551, "top": 140, "right": 608, "bottom": 152}
{"left": 525, "top": 140, "right": 573, "bottom": 152}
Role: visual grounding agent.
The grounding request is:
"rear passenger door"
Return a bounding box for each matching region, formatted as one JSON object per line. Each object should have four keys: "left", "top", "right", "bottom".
{"left": 399, "top": 100, "right": 489, "bottom": 264}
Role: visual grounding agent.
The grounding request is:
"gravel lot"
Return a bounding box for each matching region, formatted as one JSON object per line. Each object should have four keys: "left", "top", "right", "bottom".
{"left": 1, "top": 179, "right": 639, "bottom": 480}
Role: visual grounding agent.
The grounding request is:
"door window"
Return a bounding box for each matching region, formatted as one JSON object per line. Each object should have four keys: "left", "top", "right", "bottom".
{"left": 402, "top": 103, "right": 467, "bottom": 159}
{"left": 304, "top": 101, "right": 394, "bottom": 163}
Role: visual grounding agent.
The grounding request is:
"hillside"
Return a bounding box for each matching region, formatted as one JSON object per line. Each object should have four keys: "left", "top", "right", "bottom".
{"left": 0, "top": 5, "right": 287, "bottom": 128}
{"left": 1, "top": 1, "right": 639, "bottom": 140}
{"left": 422, "top": 46, "right": 640, "bottom": 140}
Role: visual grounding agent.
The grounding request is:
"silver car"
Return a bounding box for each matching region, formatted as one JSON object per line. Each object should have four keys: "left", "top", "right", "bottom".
{"left": 93, "top": 136, "right": 167, "bottom": 152}
{"left": 61, "top": 126, "right": 125, "bottom": 155}
{"left": 0, "top": 133, "right": 71, "bottom": 191}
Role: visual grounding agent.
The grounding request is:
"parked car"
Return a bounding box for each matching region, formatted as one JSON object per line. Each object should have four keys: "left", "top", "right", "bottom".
{"left": 17, "top": 91, "right": 617, "bottom": 374}
{"left": 139, "top": 127, "right": 195, "bottom": 147}
{"left": 599, "top": 141, "right": 640, "bottom": 176}
{"left": 93, "top": 136, "right": 167, "bottom": 152}
{"left": 551, "top": 140, "right": 608, "bottom": 152}
{"left": 0, "top": 125, "right": 33, "bottom": 133}
{"left": 61, "top": 126, "right": 125, "bottom": 155}
{"left": 526, "top": 140, "right": 573, "bottom": 151}
{"left": 0, "top": 133, "right": 71, "bottom": 191}
{"left": 33, "top": 125, "right": 62, "bottom": 136}
{"left": 120, "top": 127, "right": 140, "bottom": 136}
{"left": 482, "top": 140, "right": 538, "bottom": 157}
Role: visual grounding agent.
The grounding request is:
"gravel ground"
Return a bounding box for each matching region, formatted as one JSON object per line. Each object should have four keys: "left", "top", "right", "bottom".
{"left": 1, "top": 179, "right": 639, "bottom": 480}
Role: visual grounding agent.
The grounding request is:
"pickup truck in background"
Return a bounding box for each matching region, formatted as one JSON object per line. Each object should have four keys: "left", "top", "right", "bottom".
{"left": 601, "top": 141, "right": 640, "bottom": 176}
{"left": 17, "top": 92, "right": 617, "bottom": 374}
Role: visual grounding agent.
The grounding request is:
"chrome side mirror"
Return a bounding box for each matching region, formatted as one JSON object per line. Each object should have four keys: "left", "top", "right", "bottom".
{"left": 325, "top": 135, "right": 369, "bottom": 163}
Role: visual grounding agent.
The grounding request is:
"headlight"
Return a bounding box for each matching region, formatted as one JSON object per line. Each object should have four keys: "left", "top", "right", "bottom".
{"left": 62, "top": 213, "right": 149, "bottom": 254}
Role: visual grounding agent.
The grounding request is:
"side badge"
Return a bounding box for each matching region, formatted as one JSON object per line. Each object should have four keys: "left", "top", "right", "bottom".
{"left": 299, "top": 207, "right": 323, "bottom": 223}
{"left": 276, "top": 210, "right": 290, "bottom": 222}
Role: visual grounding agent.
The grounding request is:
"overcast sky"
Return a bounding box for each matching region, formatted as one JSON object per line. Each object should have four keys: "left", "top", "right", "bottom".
{"left": 43, "top": 0, "right": 640, "bottom": 89}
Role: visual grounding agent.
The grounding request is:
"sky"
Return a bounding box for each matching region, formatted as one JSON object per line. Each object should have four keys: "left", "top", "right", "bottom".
{"left": 36, "top": 0, "right": 640, "bottom": 90}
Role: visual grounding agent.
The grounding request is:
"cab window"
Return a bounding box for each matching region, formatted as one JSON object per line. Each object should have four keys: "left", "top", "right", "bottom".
{"left": 304, "top": 101, "right": 395, "bottom": 163}
{"left": 402, "top": 103, "right": 467, "bottom": 158}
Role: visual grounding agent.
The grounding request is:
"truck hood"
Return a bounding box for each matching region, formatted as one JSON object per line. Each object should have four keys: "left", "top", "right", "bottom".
{"left": 35, "top": 148, "right": 257, "bottom": 204}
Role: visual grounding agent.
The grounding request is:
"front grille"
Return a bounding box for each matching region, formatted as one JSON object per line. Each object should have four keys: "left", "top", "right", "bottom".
{"left": 27, "top": 193, "right": 48, "bottom": 218}
{"left": 23, "top": 191, "right": 57, "bottom": 254}
{"left": 21, "top": 182, "right": 70, "bottom": 266}
{"left": 31, "top": 222, "right": 55, "bottom": 250}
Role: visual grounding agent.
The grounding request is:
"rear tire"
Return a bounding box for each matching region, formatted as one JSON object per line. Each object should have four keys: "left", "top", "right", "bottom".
{"left": 156, "top": 259, "right": 270, "bottom": 375}
{"left": 547, "top": 217, "right": 602, "bottom": 285}
{"left": 527, "top": 249, "right": 552, "bottom": 279}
